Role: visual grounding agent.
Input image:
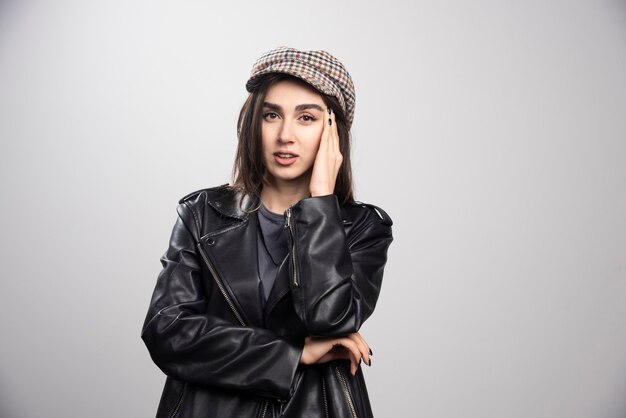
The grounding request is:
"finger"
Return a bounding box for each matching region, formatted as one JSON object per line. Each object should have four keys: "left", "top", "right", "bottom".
{"left": 323, "top": 106, "right": 333, "bottom": 151}
{"left": 347, "top": 333, "right": 370, "bottom": 366}
{"left": 328, "top": 107, "right": 337, "bottom": 143}
{"left": 356, "top": 333, "right": 371, "bottom": 365}
{"left": 328, "top": 108, "right": 342, "bottom": 162}
{"left": 335, "top": 338, "right": 361, "bottom": 375}
{"left": 353, "top": 333, "right": 370, "bottom": 366}
{"left": 355, "top": 331, "right": 373, "bottom": 357}
{"left": 319, "top": 342, "right": 359, "bottom": 376}
{"left": 346, "top": 333, "right": 366, "bottom": 362}
{"left": 330, "top": 106, "right": 337, "bottom": 132}
{"left": 319, "top": 347, "right": 359, "bottom": 376}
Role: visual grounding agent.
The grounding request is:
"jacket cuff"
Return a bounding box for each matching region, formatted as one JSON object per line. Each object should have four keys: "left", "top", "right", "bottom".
{"left": 289, "top": 194, "right": 344, "bottom": 227}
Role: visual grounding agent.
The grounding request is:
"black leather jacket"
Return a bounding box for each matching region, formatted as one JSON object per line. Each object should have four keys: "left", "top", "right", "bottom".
{"left": 141, "top": 184, "right": 394, "bottom": 417}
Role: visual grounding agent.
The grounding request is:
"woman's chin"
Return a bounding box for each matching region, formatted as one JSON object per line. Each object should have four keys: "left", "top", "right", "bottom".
{"left": 266, "top": 169, "right": 311, "bottom": 185}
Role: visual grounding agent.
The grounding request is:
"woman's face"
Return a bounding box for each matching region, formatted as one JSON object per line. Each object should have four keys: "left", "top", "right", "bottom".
{"left": 261, "top": 79, "right": 326, "bottom": 187}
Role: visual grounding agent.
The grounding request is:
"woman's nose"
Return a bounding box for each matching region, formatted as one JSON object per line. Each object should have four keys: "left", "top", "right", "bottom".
{"left": 278, "top": 121, "right": 294, "bottom": 143}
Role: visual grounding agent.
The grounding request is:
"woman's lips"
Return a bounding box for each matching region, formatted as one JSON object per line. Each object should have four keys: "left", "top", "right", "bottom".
{"left": 274, "top": 151, "right": 298, "bottom": 166}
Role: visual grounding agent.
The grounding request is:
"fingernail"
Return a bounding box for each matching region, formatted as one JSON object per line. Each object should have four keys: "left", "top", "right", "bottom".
{"left": 328, "top": 107, "right": 331, "bottom": 114}
{"left": 368, "top": 358, "right": 372, "bottom": 366}
{"left": 328, "top": 119, "right": 332, "bottom": 125}
{"left": 369, "top": 348, "right": 373, "bottom": 356}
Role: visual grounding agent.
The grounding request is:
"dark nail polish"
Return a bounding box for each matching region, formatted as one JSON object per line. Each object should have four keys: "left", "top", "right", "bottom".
{"left": 368, "top": 358, "right": 372, "bottom": 366}
{"left": 369, "top": 348, "right": 373, "bottom": 356}
{"left": 328, "top": 107, "right": 331, "bottom": 114}
{"left": 328, "top": 119, "right": 332, "bottom": 126}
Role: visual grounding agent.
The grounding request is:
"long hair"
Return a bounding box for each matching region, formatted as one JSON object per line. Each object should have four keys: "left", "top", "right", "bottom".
{"left": 230, "top": 73, "right": 354, "bottom": 208}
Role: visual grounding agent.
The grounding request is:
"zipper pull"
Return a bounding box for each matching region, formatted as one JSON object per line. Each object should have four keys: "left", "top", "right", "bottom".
{"left": 284, "top": 207, "right": 292, "bottom": 229}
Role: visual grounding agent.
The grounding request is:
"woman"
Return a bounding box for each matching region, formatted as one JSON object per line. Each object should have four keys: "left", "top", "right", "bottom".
{"left": 141, "top": 46, "right": 394, "bottom": 418}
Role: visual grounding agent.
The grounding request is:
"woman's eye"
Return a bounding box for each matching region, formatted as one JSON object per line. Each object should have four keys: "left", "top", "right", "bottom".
{"left": 263, "top": 112, "right": 279, "bottom": 120}
{"left": 300, "top": 115, "right": 316, "bottom": 122}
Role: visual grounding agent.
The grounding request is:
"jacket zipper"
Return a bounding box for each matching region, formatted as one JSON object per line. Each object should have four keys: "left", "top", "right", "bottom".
{"left": 335, "top": 365, "right": 358, "bottom": 418}
{"left": 197, "top": 242, "right": 246, "bottom": 326}
{"left": 321, "top": 378, "right": 330, "bottom": 418}
{"left": 284, "top": 207, "right": 299, "bottom": 287}
{"left": 169, "top": 382, "right": 186, "bottom": 418}
{"left": 259, "top": 399, "right": 269, "bottom": 418}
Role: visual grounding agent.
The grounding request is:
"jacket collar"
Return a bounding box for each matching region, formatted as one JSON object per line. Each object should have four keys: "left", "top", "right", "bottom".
{"left": 206, "top": 187, "right": 261, "bottom": 221}
{"left": 206, "top": 187, "right": 348, "bottom": 223}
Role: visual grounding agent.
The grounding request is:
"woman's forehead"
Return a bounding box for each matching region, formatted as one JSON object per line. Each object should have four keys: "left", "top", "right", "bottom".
{"left": 264, "top": 79, "right": 324, "bottom": 106}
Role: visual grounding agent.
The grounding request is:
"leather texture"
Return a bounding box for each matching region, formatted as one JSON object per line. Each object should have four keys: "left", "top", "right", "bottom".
{"left": 141, "top": 184, "right": 394, "bottom": 417}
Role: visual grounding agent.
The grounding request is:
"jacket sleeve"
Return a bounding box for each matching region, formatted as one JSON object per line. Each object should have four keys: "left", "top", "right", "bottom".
{"left": 286, "top": 194, "right": 394, "bottom": 336}
{"left": 141, "top": 213, "right": 303, "bottom": 401}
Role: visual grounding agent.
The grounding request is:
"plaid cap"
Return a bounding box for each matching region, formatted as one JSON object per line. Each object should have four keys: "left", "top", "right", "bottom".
{"left": 246, "top": 46, "right": 356, "bottom": 128}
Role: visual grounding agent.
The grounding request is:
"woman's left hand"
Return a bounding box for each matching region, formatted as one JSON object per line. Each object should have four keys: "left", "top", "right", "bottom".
{"left": 300, "top": 332, "right": 372, "bottom": 376}
{"left": 309, "top": 107, "right": 342, "bottom": 197}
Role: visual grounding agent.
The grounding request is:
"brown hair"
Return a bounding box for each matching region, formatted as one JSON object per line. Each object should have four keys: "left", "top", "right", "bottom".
{"left": 230, "top": 73, "right": 355, "bottom": 208}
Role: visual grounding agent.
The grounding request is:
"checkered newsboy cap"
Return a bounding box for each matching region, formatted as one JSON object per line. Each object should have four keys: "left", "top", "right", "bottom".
{"left": 245, "top": 46, "right": 356, "bottom": 128}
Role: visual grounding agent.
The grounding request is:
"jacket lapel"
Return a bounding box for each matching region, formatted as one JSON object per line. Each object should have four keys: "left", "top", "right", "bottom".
{"left": 200, "top": 190, "right": 265, "bottom": 327}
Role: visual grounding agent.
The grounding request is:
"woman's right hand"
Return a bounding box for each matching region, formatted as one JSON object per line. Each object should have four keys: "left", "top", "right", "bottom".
{"left": 300, "top": 332, "right": 372, "bottom": 376}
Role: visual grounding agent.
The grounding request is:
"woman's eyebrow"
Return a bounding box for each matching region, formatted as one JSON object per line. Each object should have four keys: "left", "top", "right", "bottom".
{"left": 263, "top": 102, "right": 282, "bottom": 111}
{"left": 295, "top": 103, "right": 324, "bottom": 112}
{"left": 263, "top": 102, "right": 324, "bottom": 112}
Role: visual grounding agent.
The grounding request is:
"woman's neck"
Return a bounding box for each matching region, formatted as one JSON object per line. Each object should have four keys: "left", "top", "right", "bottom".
{"left": 260, "top": 180, "right": 311, "bottom": 215}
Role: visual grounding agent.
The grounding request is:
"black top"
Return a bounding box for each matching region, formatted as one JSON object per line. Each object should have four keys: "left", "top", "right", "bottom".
{"left": 257, "top": 202, "right": 289, "bottom": 301}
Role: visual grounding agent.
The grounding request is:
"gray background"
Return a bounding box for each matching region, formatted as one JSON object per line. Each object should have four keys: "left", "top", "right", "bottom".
{"left": 1, "top": 0, "right": 625, "bottom": 417}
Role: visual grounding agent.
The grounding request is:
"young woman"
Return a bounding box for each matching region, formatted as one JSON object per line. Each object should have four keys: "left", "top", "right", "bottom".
{"left": 142, "top": 46, "right": 394, "bottom": 418}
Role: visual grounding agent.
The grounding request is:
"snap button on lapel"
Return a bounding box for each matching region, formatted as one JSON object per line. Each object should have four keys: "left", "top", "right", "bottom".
{"left": 206, "top": 237, "right": 215, "bottom": 245}
{"left": 214, "top": 201, "right": 222, "bottom": 208}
